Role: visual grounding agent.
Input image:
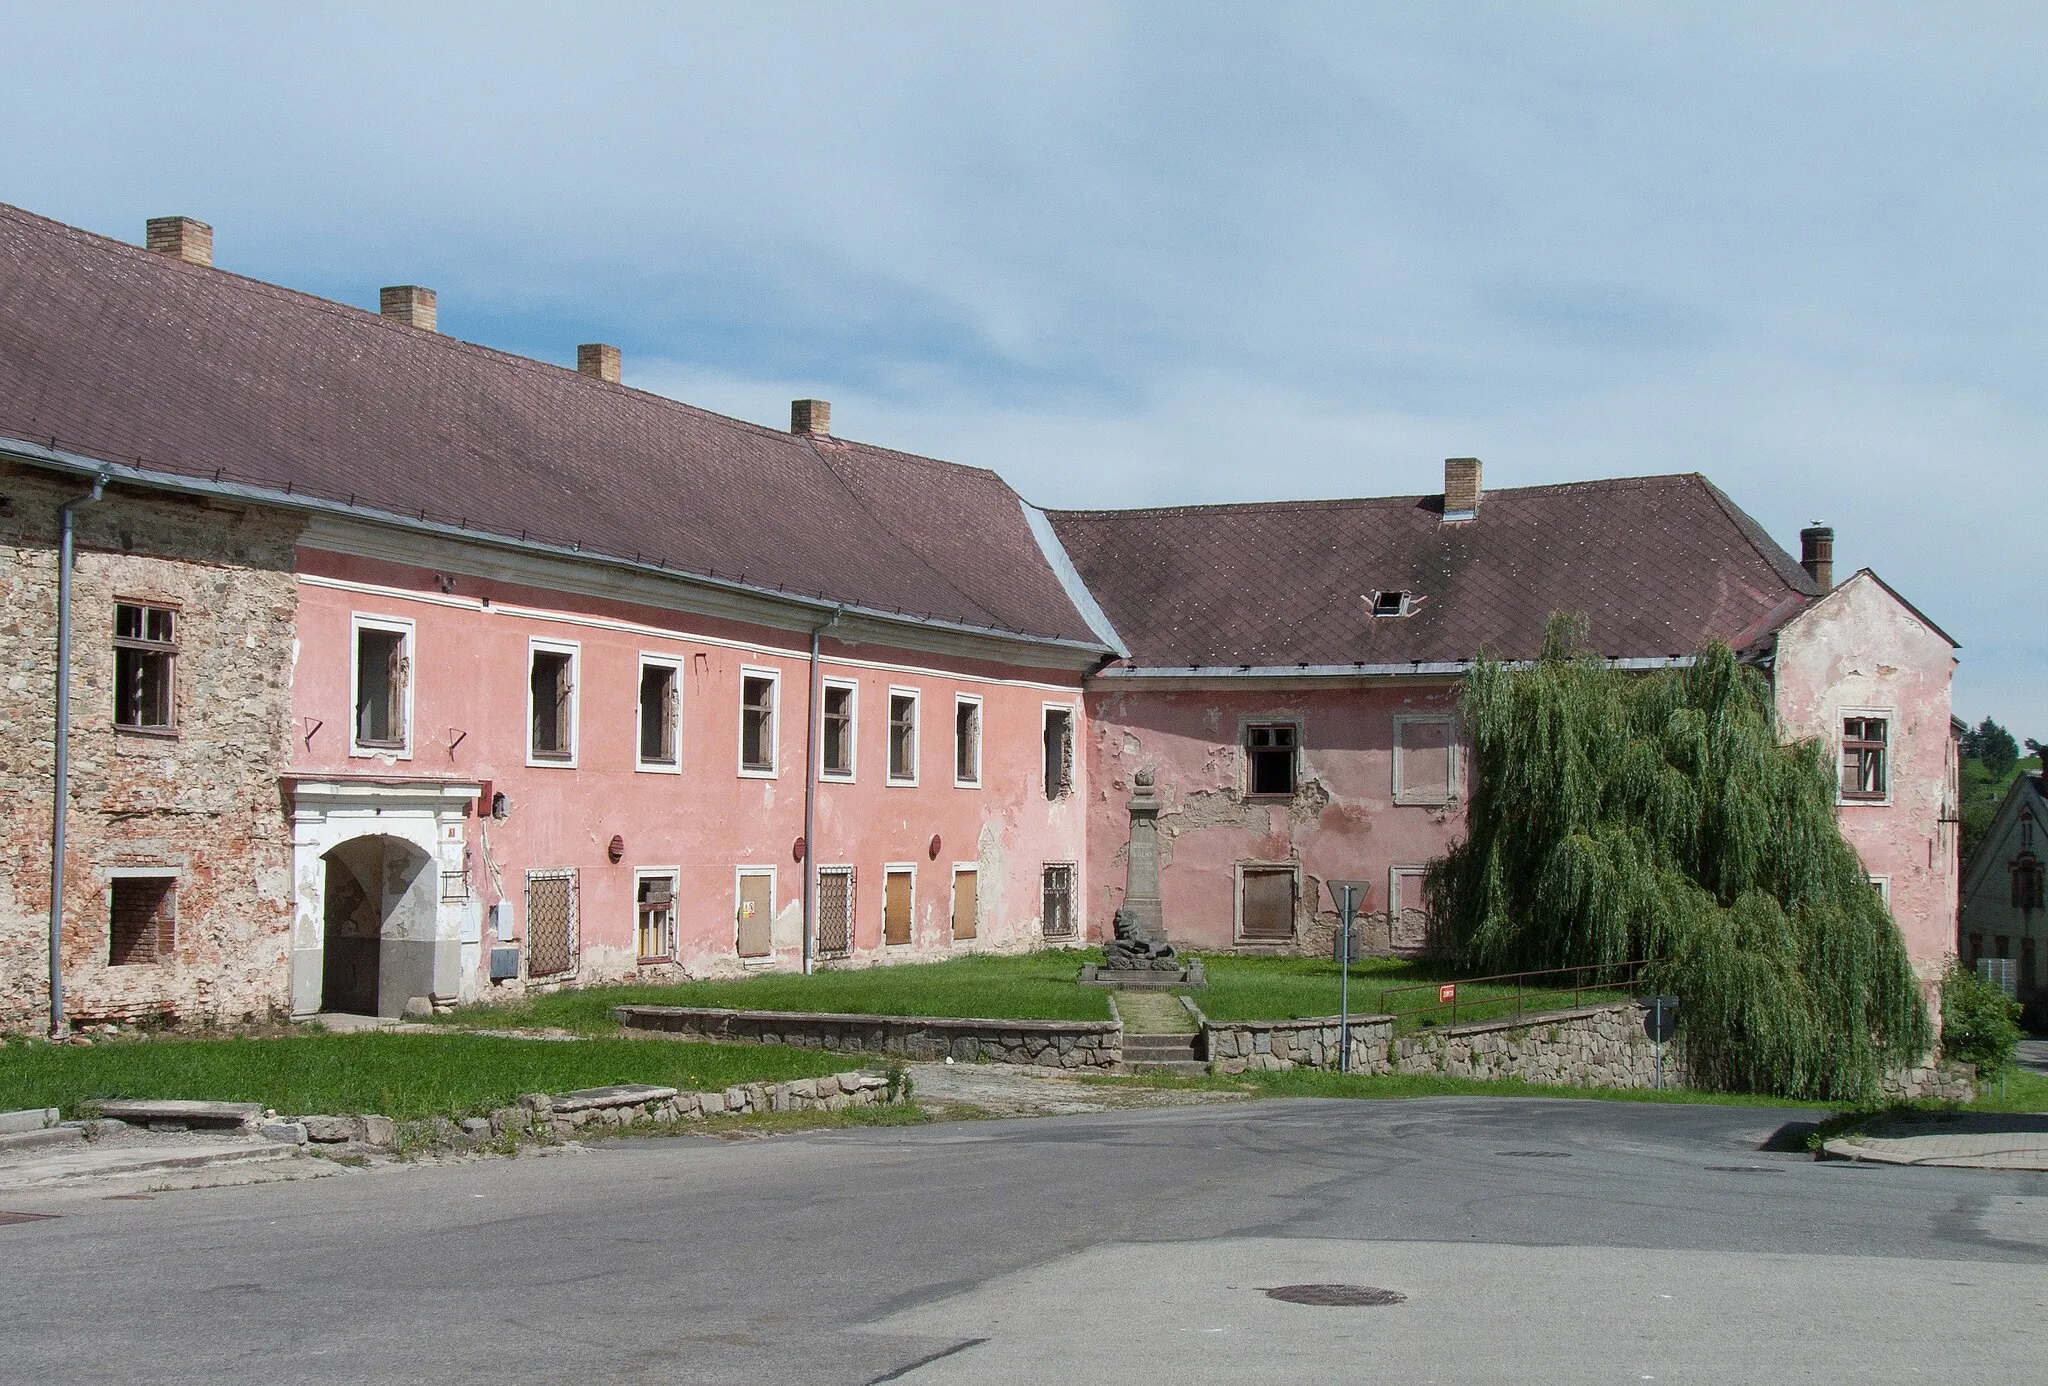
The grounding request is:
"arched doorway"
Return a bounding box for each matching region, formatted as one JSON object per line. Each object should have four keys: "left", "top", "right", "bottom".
{"left": 320, "top": 835, "right": 435, "bottom": 1017}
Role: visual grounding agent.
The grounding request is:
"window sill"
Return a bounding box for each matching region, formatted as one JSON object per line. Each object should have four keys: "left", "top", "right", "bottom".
{"left": 1839, "top": 794, "right": 1890, "bottom": 806}
{"left": 114, "top": 724, "right": 180, "bottom": 740}
{"left": 820, "top": 771, "right": 856, "bottom": 784}
{"left": 953, "top": 779, "right": 982, "bottom": 790}
{"left": 1243, "top": 792, "right": 1295, "bottom": 802}
{"left": 738, "top": 766, "right": 779, "bottom": 780}
{"left": 635, "top": 762, "right": 682, "bottom": 775}
{"left": 886, "top": 778, "right": 920, "bottom": 789}
{"left": 1394, "top": 796, "right": 1455, "bottom": 808}
{"left": 527, "top": 756, "right": 577, "bottom": 769}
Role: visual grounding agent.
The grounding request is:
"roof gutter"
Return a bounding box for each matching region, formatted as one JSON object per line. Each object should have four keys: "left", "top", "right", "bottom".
{"left": 0, "top": 436, "right": 1116, "bottom": 665}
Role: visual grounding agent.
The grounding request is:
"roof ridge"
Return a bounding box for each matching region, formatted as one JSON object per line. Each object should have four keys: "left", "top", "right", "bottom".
{"left": 1047, "top": 472, "right": 1700, "bottom": 520}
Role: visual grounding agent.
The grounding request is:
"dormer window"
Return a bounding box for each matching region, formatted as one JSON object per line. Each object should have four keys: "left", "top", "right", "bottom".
{"left": 1369, "top": 590, "right": 1411, "bottom": 617}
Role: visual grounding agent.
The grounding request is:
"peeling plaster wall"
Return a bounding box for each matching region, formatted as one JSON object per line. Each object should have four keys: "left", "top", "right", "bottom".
{"left": 1084, "top": 681, "right": 1464, "bottom": 953}
{"left": 1772, "top": 572, "right": 1958, "bottom": 989}
{"left": 291, "top": 549, "right": 1088, "bottom": 997}
{"left": 0, "top": 464, "right": 300, "bottom": 1030}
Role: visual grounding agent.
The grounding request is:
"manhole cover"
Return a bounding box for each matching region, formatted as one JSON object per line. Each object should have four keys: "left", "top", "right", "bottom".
{"left": 1265, "top": 1284, "right": 1406, "bottom": 1306}
{"left": 0, "top": 1211, "right": 59, "bottom": 1226}
{"left": 1705, "top": 1165, "right": 1785, "bottom": 1174}
{"left": 1496, "top": 1150, "right": 1571, "bottom": 1158}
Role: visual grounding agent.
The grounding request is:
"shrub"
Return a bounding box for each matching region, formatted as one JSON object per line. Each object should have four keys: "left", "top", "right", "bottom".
{"left": 1940, "top": 958, "right": 2022, "bottom": 1074}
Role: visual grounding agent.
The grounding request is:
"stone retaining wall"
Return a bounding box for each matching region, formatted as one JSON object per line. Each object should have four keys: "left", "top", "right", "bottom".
{"left": 1204, "top": 1015, "right": 1394, "bottom": 1074}
{"left": 616, "top": 1005, "right": 1123, "bottom": 1070}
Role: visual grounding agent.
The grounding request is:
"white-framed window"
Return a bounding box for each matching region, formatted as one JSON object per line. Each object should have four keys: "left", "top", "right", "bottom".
{"left": 1393, "top": 714, "right": 1458, "bottom": 806}
{"left": 1043, "top": 703, "right": 1075, "bottom": 801}
{"left": 1245, "top": 722, "right": 1299, "bottom": 797}
{"left": 350, "top": 613, "right": 414, "bottom": 758}
{"left": 635, "top": 868, "right": 679, "bottom": 962}
{"left": 1840, "top": 710, "right": 1892, "bottom": 805}
{"left": 882, "top": 864, "right": 917, "bottom": 946}
{"left": 888, "top": 688, "right": 920, "bottom": 785}
{"left": 636, "top": 654, "right": 682, "bottom": 772}
{"left": 739, "top": 666, "right": 780, "bottom": 777}
{"left": 524, "top": 868, "right": 580, "bottom": 978}
{"left": 107, "top": 869, "right": 178, "bottom": 966}
{"left": 1867, "top": 874, "right": 1892, "bottom": 912}
{"left": 527, "top": 638, "right": 580, "bottom": 766}
{"left": 735, "top": 865, "right": 776, "bottom": 958}
{"left": 1388, "top": 864, "right": 1430, "bottom": 952}
{"left": 950, "top": 863, "right": 980, "bottom": 942}
{"left": 954, "top": 693, "right": 983, "bottom": 788}
{"left": 820, "top": 678, "right": 858, "bottom": 781}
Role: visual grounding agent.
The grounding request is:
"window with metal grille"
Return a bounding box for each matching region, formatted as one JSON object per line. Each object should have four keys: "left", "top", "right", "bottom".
{"left": 109, "top": 876, "right": 175, "bottom": 966}
{"left": 1246, "top": 724, "right": 1297, "bottom": 797}
{"left": 353, "top": 622, "right": 409, "bottom": 750}
{"left": 1841, "top": 717, "right": 1888, "bottom": 800}
{"left": 636, "top": 874, "right": 675, "bottom": 962}
{"left": 741, "top": 673, "right": 777, "bottom": 772}
{"left": 888, "top": 691, "right": 918, "bottom": 782}
{"left": 525, "top": 870, "right": 578, "bottom": 977}
{"left": 821, "top": 682, "right": 855, "bottom": 778}
{"left": 817, "top": 867, "right": 854, "bottom": 957}
{"left": 639, "top": 660, "right": 679, "bottom": 768}
{"left": 1044, "top": 708, "right": 1074, "bottom": 800}
{"left": 954, "top": 697, "right": 981, "bottom": 786}
{"left": 2014, "top": 854, "right": 2044, "bottom": 911}
{"left": 113, "top": 602, "right": 176, "bottom": 731}
{"left": 530, "top": 648, "right": 575, "bottom": 761}
{"left": 1040, "top": 864, "right": 1076, "bottom": 939}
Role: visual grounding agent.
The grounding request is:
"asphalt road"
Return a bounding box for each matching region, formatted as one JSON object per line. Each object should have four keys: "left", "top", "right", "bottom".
{"left": 3, "top": 1096, "right": 2045, "bottom": 1384}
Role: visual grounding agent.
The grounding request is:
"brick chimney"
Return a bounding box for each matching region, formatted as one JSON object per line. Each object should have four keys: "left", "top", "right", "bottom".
{"left": 1800, "top": 525, "right": 1834, "bottom": 592}
{"left": 1443, "top": 457, "right": 1482, "bottom": 520}
{"left": 577, "top": 343, "right": 621, "bottom": 384}
{"left": 145, "top": 216, "right": 213, "bottom": 267}
{"left": 379, "top": 285, "right": 438, "bottom": 332}
{"left": 791, "top": 399, "right": 831, "bottom": 437}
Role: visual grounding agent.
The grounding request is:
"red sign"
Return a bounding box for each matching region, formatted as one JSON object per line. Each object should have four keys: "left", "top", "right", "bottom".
{"left": 1439, "top": 983, "right": 1457, "bottom": 1005}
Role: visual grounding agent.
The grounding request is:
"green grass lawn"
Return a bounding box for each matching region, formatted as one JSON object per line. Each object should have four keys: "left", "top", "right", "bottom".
{"left": 0, "top": 1033, "right": 854, "bottom": 1122}
{"left": 445, "top": 950, "right": 1114, "bottom": 1033}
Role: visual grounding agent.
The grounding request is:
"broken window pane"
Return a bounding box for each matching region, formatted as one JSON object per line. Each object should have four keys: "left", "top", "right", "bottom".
{"left": 354, "top": 626, "right": 407, "bottom": 748}
{"left": 955, "top": 699, "right": 981, "bottom": 784}
{"left": 530, "top": 650, "right": 575, "bottom": 759}
{"left": 822, "top": 684, "right": 854, "bottom": 777}
{"left": 742, "top": 674, "right": 776, "bottom": 771}
{"left": 113, "top": 602, "right": 176, "bottom": 730}
{"left": 639, "top": 663, "right": 678, "bottom": 765}
{"left": 889, "top": 693, "right": 918, "bottom": 781}
{"left": 1246, "top": 724, "right": 1297, "bottom": 796}
{"left": 1044, "top": 709, "right": 1074, "bottom": 801}
{"left": 636, "top": 874, "right": 675, "bottom": 961}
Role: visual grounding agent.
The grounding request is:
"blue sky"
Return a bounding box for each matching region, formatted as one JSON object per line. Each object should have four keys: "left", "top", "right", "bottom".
{"left": 4, "top": 4, "right": 2042, "bottom": 734}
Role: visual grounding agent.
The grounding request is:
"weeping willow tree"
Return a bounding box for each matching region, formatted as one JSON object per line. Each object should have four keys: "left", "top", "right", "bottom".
{"left": 1424, "top": 614, "right": 1929, "bottom": 1101}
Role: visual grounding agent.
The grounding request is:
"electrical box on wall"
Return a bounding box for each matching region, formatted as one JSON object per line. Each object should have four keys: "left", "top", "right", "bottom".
{"left": 489, "top": 947, "right": 521, "bottom": 982}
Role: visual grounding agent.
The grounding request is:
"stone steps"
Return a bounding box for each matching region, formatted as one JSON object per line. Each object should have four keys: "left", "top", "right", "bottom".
{"left": 1122, "top": 1059, "right": 1211, "bottom": 1078}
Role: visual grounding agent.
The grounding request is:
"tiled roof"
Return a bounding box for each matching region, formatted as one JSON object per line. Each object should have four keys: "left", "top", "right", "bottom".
{"left": 0, "top": 203, "right": 1101, "bottom": 649}
{"left": 1047, "top": 475, "right": 1821, "bottom": 669}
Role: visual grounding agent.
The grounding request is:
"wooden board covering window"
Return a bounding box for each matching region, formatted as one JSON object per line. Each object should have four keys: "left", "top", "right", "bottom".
{"left": 1239, "top": 867, "right": 1296, "bottom": 941}
{"left": 884, "top": 869, "right": 913, "bottom": 946}
{"left": 952, "top": 868, "right": 978, "bottom": 941}
{"left": 736, "top": 873, "right": 773, "bottom": 957}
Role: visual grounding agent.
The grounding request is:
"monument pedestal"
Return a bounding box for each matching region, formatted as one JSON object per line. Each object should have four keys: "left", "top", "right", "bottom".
{"left": 1079, "top": 960, "right": 1206, "bottom": 990}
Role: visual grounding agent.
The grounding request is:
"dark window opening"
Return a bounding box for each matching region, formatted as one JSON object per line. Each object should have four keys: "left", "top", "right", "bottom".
{"left": 354, "top": 626, "right": 408, "bottom": 748}
{"left": 955, "top": 700, "right": 981, "bottom": 783}
{"left": 889, "top": 693, "right": 918, "bottom": 781}
{"left": 1246, "top": 724, "right": 1297, "bottom": 796}
{"left": 530, "top": 650, "right": 574, "bottom": 759}
{"left": 1370, "top": 590, "right": 1408, "bottom": 617}
{"left": 639, "top": 663, "right": 678, "bottom": 765}
{"left": 1044, "top": 709, "right": 1074, "bottom": 801}
{"left": 741, "top": 675, "right": 776, "bottom": 771}
{"left": 1041, "top": 864, "right": 1076, "bottom": 938}
{"left": 2014, "top": 854, "right": 2044, "bottom": 912}
{"left": 822, "top": 685, "right": 854, "bottom": 777}
{"left": 1841, "top": 717, "right": 1888, "bottom": 799}
{"left": 109, "top": 877, "right": 174, "bottom": 966}
{"left": 113, "top": 602, "right": 176, "bottom": 731}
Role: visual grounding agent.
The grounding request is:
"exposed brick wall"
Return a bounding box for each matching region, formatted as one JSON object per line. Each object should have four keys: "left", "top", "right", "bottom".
{"left": 0, "top": 463, "right": 302, "bottom": 1030}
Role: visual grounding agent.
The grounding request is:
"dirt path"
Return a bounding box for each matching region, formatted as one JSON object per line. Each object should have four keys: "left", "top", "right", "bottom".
{"left": 1112, "top": 990, "right": 1198, "bottom": 1034}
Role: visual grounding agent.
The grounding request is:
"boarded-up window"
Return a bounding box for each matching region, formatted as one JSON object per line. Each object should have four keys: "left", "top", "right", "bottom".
{"left": 1246, "top": 725, "right": 1297, "bottom": 796}
{"left": 736, "top": 871, "right": 773, "bottom": 957}
{"left": 113, "top": 602, "right": 176, "bottom": 731}
{"left": 884, "top": 868, "right": 914, "bottom": 946}
{"left": 742, "top": 674, "right": 777, "bottom": 772}
{"left": 952, "top": 867, "right": 979, "bottom": 941}
{"left": 955, "top": 698, "right": 981, "bottom": 785}
{"left": 109, "top": 877, "right": 175, "bottom": 965}
{"left": 639, "top": 662, "right": 679, "bottom": 767}
{"left": 1041, "top": 864, "right": 1076, "bottom": 938}
{"left": 354, "top": 624, "right": 408, "bottom": 749}
{"left": 1394, "top": 717, "right": 1455, "bottom": 805}
{"left": 817, "top": 867, "right": 853, "bottom": 957}
{"left": 1841, "top": 717, "right": 1888, "bottom": 799}
{"left": 636, "top": 875, "right": 675, "bottom": 961}
{"left": 822, "top": 684, "right": 854, "bottom": 778}
{"left": 525, "top": 870, "right": 578, "bottom": 977}
{"left": 1239, "top": 866, "right": 1295, "bottom": 942}
{"left": 530, "top": 649, "right": 575, "bottom": 761}
{"left": 1044, "top": 709, "right": 1074, "bottom": 800}
{"left": 889, "top": 693, "right": 918, "bottom": 781}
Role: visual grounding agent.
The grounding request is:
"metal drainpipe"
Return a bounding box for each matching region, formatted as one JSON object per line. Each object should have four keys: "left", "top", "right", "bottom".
{"left": 49, "top": 476, "right": 105, "bottom": 1039}
{"left": 801, "top": 606, "right": 844, "bottom": 976}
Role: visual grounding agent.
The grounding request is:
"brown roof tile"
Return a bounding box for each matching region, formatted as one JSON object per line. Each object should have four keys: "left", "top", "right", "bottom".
{"left": 1047, "top": 476, "right": 1821, "bottom": 668}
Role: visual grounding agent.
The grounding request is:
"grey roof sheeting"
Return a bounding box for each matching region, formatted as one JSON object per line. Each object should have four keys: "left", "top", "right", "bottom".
{"left": 0, "top": 203, "right": 1102, "bottom": 650}
{"left": 1047, "top": 475, "right": 1823, "bottom": 669}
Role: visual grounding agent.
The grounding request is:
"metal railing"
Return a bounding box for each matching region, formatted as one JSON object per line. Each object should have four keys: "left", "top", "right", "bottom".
{"left": 1377, "top": 959, "right": 1651, "bottom": 1031}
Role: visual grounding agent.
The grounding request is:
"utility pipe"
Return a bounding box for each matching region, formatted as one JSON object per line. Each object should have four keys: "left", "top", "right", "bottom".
{"left": 49, "top": 476, "right": 105, "bottom": 1038}
{"left": 800, "top": 606, "right": 844, "bottom": 975}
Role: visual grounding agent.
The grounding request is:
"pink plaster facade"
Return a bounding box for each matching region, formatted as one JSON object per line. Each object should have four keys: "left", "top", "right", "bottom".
{"left": 1083, "top": 681, "right": 1466, "bottom": 954}
{"left": 1768, "top": 569, "right": 1961, "bottom": 989}
{"left": 284, "top": 545, "right": 1088, "bottom": 1015}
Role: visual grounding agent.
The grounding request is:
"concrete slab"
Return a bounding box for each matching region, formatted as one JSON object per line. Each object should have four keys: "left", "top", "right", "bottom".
{"left": 80, "top": 1099, "right": 260, "bottom": 1129}
{"left": 0, "top": 1108, "right": 61, "bottom": 1135}
{"left": 0, "top": 1139, "right": 301, "bottom": 1192}
{"left": 1824, "top": 1111, "right": 2048, "bottom": 1171}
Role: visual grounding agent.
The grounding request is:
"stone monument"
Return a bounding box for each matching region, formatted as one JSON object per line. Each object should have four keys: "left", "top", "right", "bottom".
{"left": 1088, "top": 766, "right": 1204, "bottom": 986}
